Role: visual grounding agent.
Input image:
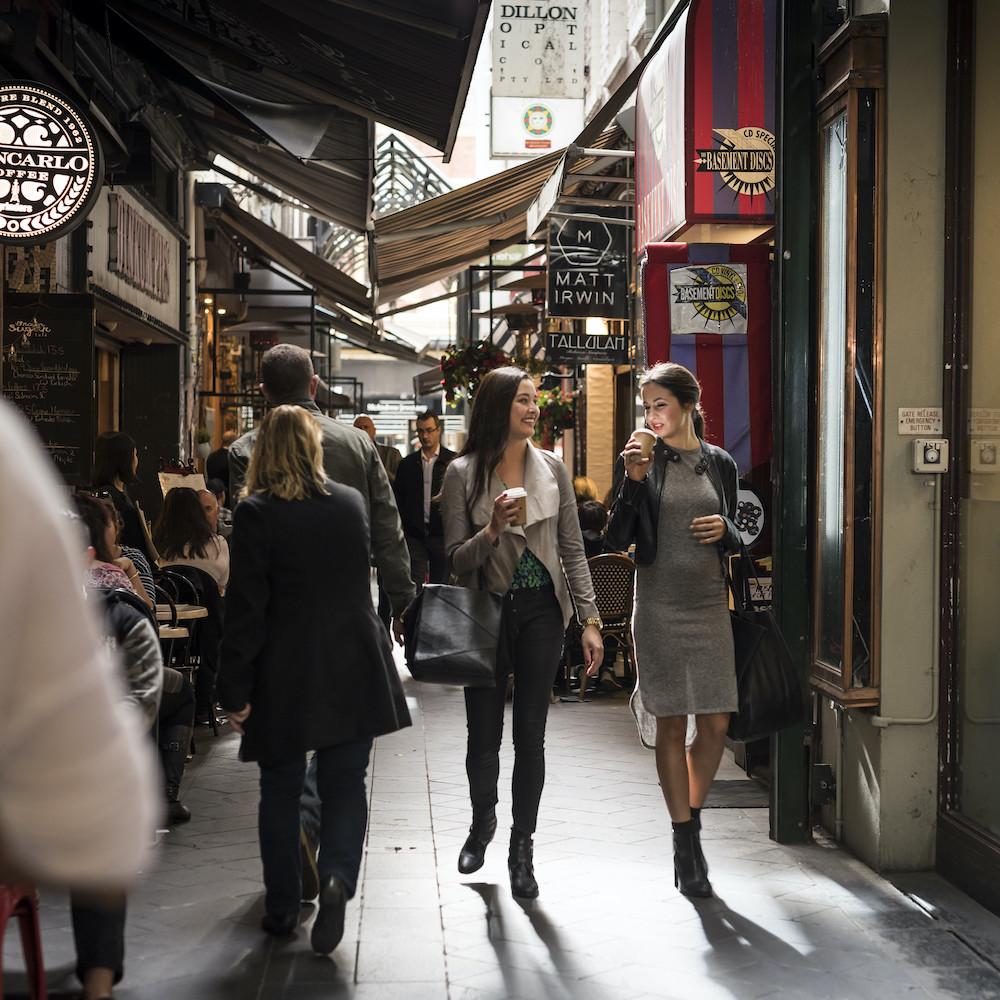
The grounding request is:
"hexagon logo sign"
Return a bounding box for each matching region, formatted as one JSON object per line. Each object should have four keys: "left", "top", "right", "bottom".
{"left": 547, "top": 211, "right": 630, "bottom": 321}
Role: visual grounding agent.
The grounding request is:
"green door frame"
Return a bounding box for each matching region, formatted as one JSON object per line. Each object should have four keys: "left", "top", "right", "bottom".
{"left": 770, "top": 0, "right": 814, "bottom": 843}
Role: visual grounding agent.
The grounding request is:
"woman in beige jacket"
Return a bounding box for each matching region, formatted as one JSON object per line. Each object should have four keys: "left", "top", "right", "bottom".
{"left": 440, "top": 366, "right": 603, "bottom": 899}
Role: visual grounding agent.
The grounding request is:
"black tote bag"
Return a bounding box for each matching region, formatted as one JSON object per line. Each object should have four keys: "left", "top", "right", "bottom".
{"left": 725, "top": 547, "right": 803, "bottom": 742}
{"left": 402, "top": 584, "right": 504, "bottom": 689}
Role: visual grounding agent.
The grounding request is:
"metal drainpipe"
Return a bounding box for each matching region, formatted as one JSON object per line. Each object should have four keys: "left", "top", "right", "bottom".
{"left": 184, "top": 172, "right": 198, "bottom": 459}
{"left": 835, "top": 703, "right": 844, "bottom": 842}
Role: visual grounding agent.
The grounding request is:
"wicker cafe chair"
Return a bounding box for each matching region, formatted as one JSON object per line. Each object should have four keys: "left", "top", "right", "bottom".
{"left": 564, "top": 553, "right": 637, "bottom": 700}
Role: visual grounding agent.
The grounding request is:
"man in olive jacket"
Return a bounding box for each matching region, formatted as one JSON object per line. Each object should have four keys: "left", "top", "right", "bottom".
{"left": 229, "top": 344, "right": 415, "bottom": 636}
{"left": 228, "top": 345, "right": 415, "bottom": 904}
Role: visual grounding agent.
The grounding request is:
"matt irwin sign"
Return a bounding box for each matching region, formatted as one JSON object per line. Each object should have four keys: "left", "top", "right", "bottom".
{"left": 547, "top": 212, "right": 630, "bottom": 321}
{"left": 0, "top": 82, "right": 104, "bottom": 244}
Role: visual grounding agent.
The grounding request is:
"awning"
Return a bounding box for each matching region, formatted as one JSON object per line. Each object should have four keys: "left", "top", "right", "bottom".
{"left": 211, "top": 196, "right": 371, "bottom": 317}
{"left": 208, "top": 196, "right": 428, "bottom": 364}
{"left": 371, "top": 150, "right": 565, "bottom": 303}
{"left": 206, "top": 129, "right": 373, "bottom": 232}
{"left": 86, "top": 0, "right": 489, "bottom": 159}
{"left": 525, "top": 125, "right": 634, "bottom": 239}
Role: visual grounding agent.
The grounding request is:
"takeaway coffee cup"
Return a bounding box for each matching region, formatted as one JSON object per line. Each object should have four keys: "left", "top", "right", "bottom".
{"left": 633, "top": 428, "right": 657, "bottom": 459}
{"left": 506, "top": 487, "right": 528, "bottom": 526}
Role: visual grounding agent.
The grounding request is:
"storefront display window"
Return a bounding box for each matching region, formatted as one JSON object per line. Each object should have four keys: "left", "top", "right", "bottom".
{"left": 816, "top": 111, "right": 847, "bottom": 677}
{"left": 810, "top": 22, "right": 885, "bottom": 706}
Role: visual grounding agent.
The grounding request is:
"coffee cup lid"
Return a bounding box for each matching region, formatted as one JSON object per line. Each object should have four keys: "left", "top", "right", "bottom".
{"left": 505, "top": 487, "right": 527, "bottom": 498}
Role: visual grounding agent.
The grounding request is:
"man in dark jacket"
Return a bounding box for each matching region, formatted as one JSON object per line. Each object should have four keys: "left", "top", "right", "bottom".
{"left": 392, "top": 411, "right": 455, "bottom": 586}
{"left": 205, "top": 430, "right": 237, "bottom": 499}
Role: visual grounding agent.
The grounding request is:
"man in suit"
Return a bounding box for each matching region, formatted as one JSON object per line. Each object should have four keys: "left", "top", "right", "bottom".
{"left": 205, "top": 430, "right": 237, "bottom": 499}
{"left": 393, "top": 410, "right": 455, "bottom": 586}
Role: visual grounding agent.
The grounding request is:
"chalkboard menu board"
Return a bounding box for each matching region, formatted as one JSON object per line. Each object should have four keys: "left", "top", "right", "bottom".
{"left": 2, "top": 293, "right": 95, "bottom": 485}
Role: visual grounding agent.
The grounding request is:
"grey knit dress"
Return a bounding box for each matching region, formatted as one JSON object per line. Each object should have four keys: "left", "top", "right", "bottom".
{"left": 632, "top": 447, "right": 737, "bottom": 718}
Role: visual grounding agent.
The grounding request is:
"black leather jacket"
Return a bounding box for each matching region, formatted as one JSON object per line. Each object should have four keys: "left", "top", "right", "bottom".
{"left": 604, "top": 439, "right": 741, "bottom": 566}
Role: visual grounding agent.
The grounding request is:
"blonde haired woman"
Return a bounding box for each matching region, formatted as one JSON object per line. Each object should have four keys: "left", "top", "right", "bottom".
{"left": 217, "top": 405, "right": 410, "bottom": 953}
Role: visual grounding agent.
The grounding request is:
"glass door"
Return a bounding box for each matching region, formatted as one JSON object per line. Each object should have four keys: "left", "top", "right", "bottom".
{"left": 938, "top": 0, "right": 1000, "bottom": 915}
{"left": 953, "top": 0, "right": 1000, "bottom": 837}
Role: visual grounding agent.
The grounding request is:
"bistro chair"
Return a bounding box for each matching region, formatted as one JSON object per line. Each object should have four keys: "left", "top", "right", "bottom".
{"left": 564, "top": 553, "right": 637, "bottom": 701}
{"left": 158, "top": 565, "right": 225, "bottom": 733}
{"left": 0, "top": 882, "right": 47, "bottom": 999}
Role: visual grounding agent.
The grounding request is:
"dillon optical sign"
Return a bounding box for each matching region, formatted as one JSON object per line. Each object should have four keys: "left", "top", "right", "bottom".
{"left": 0, "top": 82, "right": 103, "bottom": 245}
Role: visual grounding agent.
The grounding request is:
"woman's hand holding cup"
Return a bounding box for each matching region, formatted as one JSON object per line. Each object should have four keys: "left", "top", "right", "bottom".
{"left": 486, "top": 491, "right": 522, "bottom": 542}
{"left": 623, "top": 429, "right": 656, "bottom": 481}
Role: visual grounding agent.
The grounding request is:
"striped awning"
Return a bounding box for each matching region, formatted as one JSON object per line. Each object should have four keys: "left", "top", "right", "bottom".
{"left": 371, "top": 150, "right": 566, "bottom": 304}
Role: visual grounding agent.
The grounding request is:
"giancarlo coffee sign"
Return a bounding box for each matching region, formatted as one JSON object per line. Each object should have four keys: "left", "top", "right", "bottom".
{"left": 0, "top": 82, "right": 103, "bottom": 244}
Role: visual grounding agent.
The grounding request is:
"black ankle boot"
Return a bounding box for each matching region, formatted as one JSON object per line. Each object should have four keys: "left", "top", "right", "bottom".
{"left": 688, "top": 808, "right": 708, "bottom": 872}
{"left": 508, "top": 828, "right": 539, "bottom": 899}
{"left": 458, "top": 809, "right": 497, "bottom": 874}
{"left": 673, "top": 819, "right": 712, "bottom": 898}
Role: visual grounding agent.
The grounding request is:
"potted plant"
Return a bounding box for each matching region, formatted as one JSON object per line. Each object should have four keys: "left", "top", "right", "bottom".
{"left": 196, "top": 428, "right": 212, "bottom": 459}
{"left": 533, "top": 388, "right": 578, "bottom": 450}
{"left": 439, "top": 340, "right": 511, "bottom": 403}
{"left": 439, "top": 340, "right": 549, "bottom": 405}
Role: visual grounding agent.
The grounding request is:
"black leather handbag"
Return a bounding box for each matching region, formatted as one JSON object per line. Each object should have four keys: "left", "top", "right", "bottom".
{"left": 725, "top": 546, "right": 803, "bottom": 743}
{"left": 402, "top": 584, "right": 505, "bottom": 688}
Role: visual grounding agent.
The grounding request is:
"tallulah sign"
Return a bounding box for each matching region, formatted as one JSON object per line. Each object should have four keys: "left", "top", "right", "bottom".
{"left": 0, "top": 82, "right": 104, "bottom": 245}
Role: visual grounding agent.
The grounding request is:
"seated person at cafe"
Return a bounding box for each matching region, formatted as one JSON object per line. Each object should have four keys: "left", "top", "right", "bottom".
{"left": 578, "top": 499, "right": 609, "bottom": 559}
{"left": 73, "top": 493, "right": 195, "bottom": 822}
{"left": 69, "top": 492, "right": 162, "bottom": 1000}
{"left": 199, "top": 485, "right": 231, "bottom": 540}
{"left": 153, "top": 486, "right": 230, "bottom": 593}
{"left": 206, "top": 477, "right": 233, "bottom": 529}
{"left": 573, "top": 475, "right": 599, "bottom": 507}
{"left": 76, "top": 492, "right": 147, "bottom": 602}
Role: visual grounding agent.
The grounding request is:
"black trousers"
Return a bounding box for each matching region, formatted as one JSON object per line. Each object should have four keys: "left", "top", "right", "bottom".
{"left": 71, "top": 895, "right": 126, "bottom": 984}
{"left": 463, "top": 586, "right": 564, "bottom": 835}
{"left": 405, "top": 531, "right": 448, "bottom": 586}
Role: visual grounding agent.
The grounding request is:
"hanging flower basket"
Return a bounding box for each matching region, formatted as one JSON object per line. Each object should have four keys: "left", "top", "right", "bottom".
{"left": 439, "top": 340, "right": 511, "bottom": 403}
{"left": 534, "top": 388, "right": 578, "bottom": 449}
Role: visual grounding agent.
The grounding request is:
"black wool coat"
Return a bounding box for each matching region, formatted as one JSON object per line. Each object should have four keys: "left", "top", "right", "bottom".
{"left": 216, "top": 480, "right": 410, "bottom": 763}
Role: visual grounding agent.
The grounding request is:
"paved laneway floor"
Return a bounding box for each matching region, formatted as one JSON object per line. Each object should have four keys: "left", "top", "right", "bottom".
{"left": 7, "top": 658, "right": 1000, "bottom": 999}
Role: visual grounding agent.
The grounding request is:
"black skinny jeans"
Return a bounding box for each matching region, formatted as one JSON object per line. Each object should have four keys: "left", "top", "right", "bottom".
{"left": 463, "top": 585, "right": 564, "bottom": 836}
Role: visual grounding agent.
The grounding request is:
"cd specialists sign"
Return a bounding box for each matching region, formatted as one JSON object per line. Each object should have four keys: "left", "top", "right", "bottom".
{"left": 0, "top": 82, "right": 103, "bottom": 245}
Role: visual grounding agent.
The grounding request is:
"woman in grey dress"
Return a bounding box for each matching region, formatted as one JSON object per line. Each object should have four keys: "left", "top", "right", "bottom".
{"left": 605, "top": 362, "right": 741, "bottom": 898}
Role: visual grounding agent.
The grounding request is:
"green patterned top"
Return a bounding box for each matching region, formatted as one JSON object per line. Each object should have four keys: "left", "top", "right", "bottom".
{"left": 510, "top": 547, "right": 552, "bottom": 590}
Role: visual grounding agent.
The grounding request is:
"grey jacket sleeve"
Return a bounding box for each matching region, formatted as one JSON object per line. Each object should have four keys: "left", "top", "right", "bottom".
{"left": 366, "top": 446, "right": 417, "bottom": 616}
{"left": 119, "top": 618, "right": 163, "bottom": 733}
{"left": 228, "top": 441, "right": 249, "bottom": 505}
{"left": 716, "top": 448, "right": 742, "bottom": 556}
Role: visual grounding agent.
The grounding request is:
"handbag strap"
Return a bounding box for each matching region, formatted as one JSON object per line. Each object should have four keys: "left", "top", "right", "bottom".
{"left": 721, "top": 540, "right": 762, "bottom": 614}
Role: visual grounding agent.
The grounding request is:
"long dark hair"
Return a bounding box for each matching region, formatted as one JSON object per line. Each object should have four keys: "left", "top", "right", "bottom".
{"left": 639, "top": 362, "right": 706, "bottom": 439}
{"left": 459, "top": 365, "right": 531, "bottom": 508}
{"left": 91, "top": 431, "right": 139, "bottom": 487}
{"left": 72, "top": 492, "right": 116, "bottom": 563}
{"left": 152, "top": 487, "right": 215, "bottom": 561}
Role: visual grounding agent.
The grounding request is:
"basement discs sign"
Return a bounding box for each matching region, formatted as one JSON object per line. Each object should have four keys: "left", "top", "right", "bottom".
{"left": 0, "top": 82, "right": 103, "bottom": 245}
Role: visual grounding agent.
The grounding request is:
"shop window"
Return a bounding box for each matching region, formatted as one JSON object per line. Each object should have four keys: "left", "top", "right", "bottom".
{"left": 811, "top": 19, "right": 885, "bottom": 706}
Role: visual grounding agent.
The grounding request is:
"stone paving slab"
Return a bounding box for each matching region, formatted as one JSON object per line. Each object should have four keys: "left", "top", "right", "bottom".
{"left": 5, "top": 657, "right": 1000, "bottom": 1000}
